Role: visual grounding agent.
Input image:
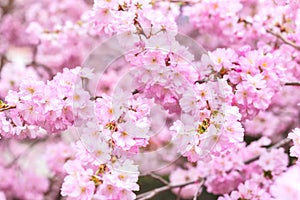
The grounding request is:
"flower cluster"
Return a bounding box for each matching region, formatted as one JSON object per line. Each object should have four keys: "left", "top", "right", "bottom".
{"left": 61, "top": 143, "right": 140, "bottom": 200}
{"left": 209, "top": 47, "right": 286, "bottom": 120}
{"left": 90, "top": 0, "right": 178, "bottom": 36}
{"left": 0, "top": 67, "right": 93, "bottom": 138}
{"left": 288, "top": 128, "right": 300, "bottom": 163}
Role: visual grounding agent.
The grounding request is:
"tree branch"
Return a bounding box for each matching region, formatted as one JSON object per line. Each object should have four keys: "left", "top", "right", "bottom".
{"left": 285, "top": 82, "right": 300, "bottom": 86}
{"left": 0, "top": 100, "right": 16, "bottom": 112}
{"left": 244, "top": 137, "right": 292, "bottom": 164}
{"left": 266, "top": 29, "right": 300, "bottom": 51}
{"left": 0, "top": 105, "right": 16, "bottom": 112}
{"left": 176, "top": 187, "right": 182, "bottom": 200}
{"left": 193, "top": 179, "right": 204, "bottom": 200}
{"left": 237, "top": 18, "right": 300, "bottom": 51}
{"left": 136, "top": 179, "right": 202, "bottom": 200}
{"left": 0, "top": 55, "right": 8, "bottom": 74}
{"left": 5, "top": 139, "right": 45, "bottom": 168}
{"left": 148, "top": 172, "right": 169, "bottom": 185}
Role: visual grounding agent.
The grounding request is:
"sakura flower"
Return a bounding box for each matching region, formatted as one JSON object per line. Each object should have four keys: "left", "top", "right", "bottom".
{"left": 230, "top": 179, "right": 273, "bottom": 200}
{"left": 179, "top": 89, "right": 197, "bottom": 113}
{"left": 0, "top": 192, "right": 5, "bottom": 200}
{"left": 271, "top": 165, "right": 300, "bottom": 200}
{"left": 61, "top": 176, "right": 95, "bottom": 200}
{"left": 257, "top": 148, "right": 288, "bottom": 176}
{"left": 170, "top": 167, "right": 202, "bottom": 199}
{"left": 46, "top": 141, "right": 74, "bottom": 176}
{"left": 61, "top": 160, "right": 95, "bottom": 199}
{"left": 288, "top": 128, "right": 300, "bottom": 159}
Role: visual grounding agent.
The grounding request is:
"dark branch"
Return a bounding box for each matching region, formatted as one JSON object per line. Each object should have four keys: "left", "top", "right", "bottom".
{"left": 285, "top": 82, "right": 300, "bottom": 86}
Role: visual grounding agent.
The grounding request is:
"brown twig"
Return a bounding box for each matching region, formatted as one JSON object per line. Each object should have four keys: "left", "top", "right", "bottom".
{"left": 1, "top": 0, "right": 14, "bottom": 16}
{"left": 266, "top": 29, "right": 300, "bottom": 51}
{"left": 285, "top": 82, "right": 300, "bottom": 86}
{"left": 0, "top": 100, "right": 16, "bottom": 112}
{"left": 0, "top": 55, "right": 8, "bottom": 74}
{"left": 90, "top": 96, "right": 103, "bottom": 101}
{"left": 44, "top": 176, "right": 63, "bottom": 200}
{"left": 0, "top": 105, "right": 16, "bottom": 112}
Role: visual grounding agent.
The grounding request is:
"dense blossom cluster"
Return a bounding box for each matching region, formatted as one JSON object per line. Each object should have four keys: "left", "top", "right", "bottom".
{"left": 209, "top": 47, "right": 286, "bottom": 120}
{"left": 0, "top": 0, "right": 300, "bottom": 200}
{"left": 90, "top": 0, "right": 179, "bottom": 35}
{"left": 0, "top": 67, "right": 92, "bottom": 138}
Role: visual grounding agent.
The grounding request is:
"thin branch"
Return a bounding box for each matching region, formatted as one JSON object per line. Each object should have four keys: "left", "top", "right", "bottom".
{"left": 90, "top": 96, "right": 103, "bottom": 101}
{"left": 193, "top": 179, "right": 204, "bottom": 200}
{"left": 29, "top": 46, "right": 54, "bottom": 78}
{"left": 149, "top": 172, "right": 169, "bottom": 185}
{"left": 244, "top": 137, "right": 292, "bottom": 164}
{"left": 44, "top": 176, "right": 63, "bottom": 200}
{"left": 0, "top": 99, "right": 16, "bottom": 112}
{"left": 0, "top": 105, "right": 16, "bottom": 112}
{"left": 136, "top": 179, "right": 201, "bottom": 200}
{"left": 237, "top": 19, "right": 300, "bottom": 51}
{"left": 271, "top": 137, "right": 292, "bottom": 149}
{"left": 5, "top": 139, "right": 44, "bottom": 168}
{"left": 285, "top": 82, "right": 300, "bottom": 86}
{"left": 266, "top": 29, "right": 300, "bottom": 51}
{"left": 0, "top": 56, "right": 5, "bottom": 73}
{"left": 176, "top": 187, "right": 182, "bottom": 200}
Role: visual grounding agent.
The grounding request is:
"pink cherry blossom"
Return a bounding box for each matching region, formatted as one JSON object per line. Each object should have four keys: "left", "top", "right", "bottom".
{"left": 288, "top": 128, "right": 300, "bottom": 160}
{"left": 270, "top": 164, "right": 300, "bottom": 200}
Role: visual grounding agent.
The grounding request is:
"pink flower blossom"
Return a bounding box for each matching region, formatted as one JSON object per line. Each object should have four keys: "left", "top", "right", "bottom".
{"left": 271, "top": 164, "right": 300, "bottom": 200}
{"left": 288, "top": 128, "right": 300, "bottom": 159}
